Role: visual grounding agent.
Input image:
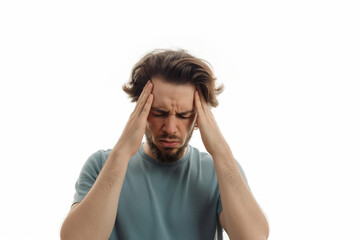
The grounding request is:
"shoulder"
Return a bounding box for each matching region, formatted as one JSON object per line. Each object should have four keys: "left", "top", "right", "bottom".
{"left": 189, "top": 145, "right": 213, "bottom": 161}
{"left": 190, "top": 145, "right": 249, "bottom": 184}
{"left": 189, "top": 145, "right": 216, "bottom": 171}
{"left": 81, "top": 149, "right": 112, "bottom": 175}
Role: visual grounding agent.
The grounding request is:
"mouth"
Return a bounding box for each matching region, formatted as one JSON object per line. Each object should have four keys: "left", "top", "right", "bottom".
{"left": 158, "top": 139, "right": 180, "bottom": 148}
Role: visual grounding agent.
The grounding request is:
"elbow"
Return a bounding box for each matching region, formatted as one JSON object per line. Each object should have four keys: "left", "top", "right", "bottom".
{"left": 252, "top": 213, "right": 270, "bottom": 240}
{"left": 254, "top": 218, "right": 270, "bottom": 240}
{"left": 60, "top": 218, "right": 78, "bottom": 240}
{"left": 60, "top": 221, "right": 71, "bottom": 240}
{"left": 264, "top": 216, "right": 270, "bottom": 239}
{"left": 230, "top": 232, "right": 269, "bottom": 240}
{"left": 229, "top": 221, "right": 269, "bottom": 240}
{"left": 60, "top": 219, "right": 97, "bottom": 240}
{"left": 256, "top": 231, "right": 269, "bottom": 240}
{"left": 258, "top": 221, "right": 270, "bottom": 240}
{"left": 234, "top": 232, "right": 269, "bottom": 240}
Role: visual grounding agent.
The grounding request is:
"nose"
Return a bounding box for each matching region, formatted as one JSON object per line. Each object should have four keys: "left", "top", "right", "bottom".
{"left": 162, "top": 115, "right": 178, "bottom": 135}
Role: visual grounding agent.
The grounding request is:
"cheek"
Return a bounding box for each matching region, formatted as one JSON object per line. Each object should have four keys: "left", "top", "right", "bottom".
{"left": 147, "top": 116, "right": 161, "bottom": 130}
{"left": 147, "top": 115, "right": 155, "bottom": 125}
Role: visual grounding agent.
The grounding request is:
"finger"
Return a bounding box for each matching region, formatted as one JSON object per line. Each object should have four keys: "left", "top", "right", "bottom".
{"left": 194, "top": 91, "right": 204, "bottom": 116}
{"left": 197, "top": 88, "right": 212, "bottom": 116}
{"left": 136, "top": 81, "right": 151, "bottom": 107}
{"left": 140, "top": 93, "right": 154, "bottom": 118}
{"left": 135, "top": 82, "right": 152, "bottom": 117}
{"left": 134, "top": 81, "right": 152, "bottom": 115}
{"left": 196, "top": 90, "right": 215, "bottom": 124}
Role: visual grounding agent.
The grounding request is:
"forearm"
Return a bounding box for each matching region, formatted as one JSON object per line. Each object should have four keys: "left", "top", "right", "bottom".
{"left": 60, "top": 148, "right": 130, "bottom": 240}
{"left": 213, "top": 146, "right": 269, "bottom": 240}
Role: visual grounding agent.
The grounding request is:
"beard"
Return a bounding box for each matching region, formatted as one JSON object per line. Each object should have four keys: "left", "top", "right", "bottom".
{"left": 145, "top": 124, "right": 196, "bottom": 163}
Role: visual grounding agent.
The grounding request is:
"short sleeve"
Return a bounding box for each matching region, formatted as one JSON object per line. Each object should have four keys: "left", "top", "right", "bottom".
{"left": 72, "top": 150, "right": 106, "bottom": 206}
{"left": 217, "top": 160, "right": 249, "bottom": 216}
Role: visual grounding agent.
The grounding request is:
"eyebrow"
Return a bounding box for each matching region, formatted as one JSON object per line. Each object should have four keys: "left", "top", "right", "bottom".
{"left": 151, "top": 107, "right": 194, "bottom": 115}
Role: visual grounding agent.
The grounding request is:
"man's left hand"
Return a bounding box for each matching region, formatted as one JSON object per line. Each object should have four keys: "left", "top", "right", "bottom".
{"left": 194, "top": 90, "right": 230, "bottom": 157}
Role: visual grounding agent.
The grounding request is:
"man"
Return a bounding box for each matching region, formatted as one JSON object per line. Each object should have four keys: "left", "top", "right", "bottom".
{"left": 60, "top": 50, "right": 269, "bottom": 240}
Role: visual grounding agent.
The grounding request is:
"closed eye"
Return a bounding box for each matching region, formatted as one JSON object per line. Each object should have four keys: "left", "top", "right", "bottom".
{"left": 152, "top": 112, "right": 167, "bottom": 117}
{"left": 151, "top": 112, "right": 192, "bottom": 119}
{"left": 150, "top": 108, "right": 194, "bottom": 119}
{"left": 177, "top": 114, "right": 191, "bottom": 119}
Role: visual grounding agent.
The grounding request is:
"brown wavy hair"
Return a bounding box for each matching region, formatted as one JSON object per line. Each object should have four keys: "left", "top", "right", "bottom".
{"left": 122, "top": 49, "right": 224, "bottom": 107}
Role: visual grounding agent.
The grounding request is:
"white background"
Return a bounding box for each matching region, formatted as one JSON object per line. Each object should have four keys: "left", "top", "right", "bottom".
{"left": 1, "top": 0, "right": 359, "bottom": 239}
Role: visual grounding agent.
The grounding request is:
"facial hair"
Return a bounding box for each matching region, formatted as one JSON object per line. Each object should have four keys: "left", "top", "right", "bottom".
{"left": 145, "top": 124, "right": 196, "bottom": 163}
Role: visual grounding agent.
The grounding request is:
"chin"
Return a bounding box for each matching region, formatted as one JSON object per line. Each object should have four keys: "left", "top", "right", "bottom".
{"left": 145, "top": 127, "right": 193, "bottom": 163}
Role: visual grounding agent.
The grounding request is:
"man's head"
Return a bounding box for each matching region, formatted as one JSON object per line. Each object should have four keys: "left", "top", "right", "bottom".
{"left": 123, "top": 49, "right": 223, "bottom": 162}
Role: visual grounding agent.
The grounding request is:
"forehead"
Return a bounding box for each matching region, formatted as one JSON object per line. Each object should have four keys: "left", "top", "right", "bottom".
{"left": 150, "top": 76, "right": 196, "bottom": 111}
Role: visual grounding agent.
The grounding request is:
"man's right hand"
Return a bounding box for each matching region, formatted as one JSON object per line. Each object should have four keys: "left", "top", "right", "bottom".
{"left": 113, "top": 80, "right": 153, "bottom": 158}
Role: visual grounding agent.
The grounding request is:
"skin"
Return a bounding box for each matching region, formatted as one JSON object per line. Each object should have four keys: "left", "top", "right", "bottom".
{"left": 60, "top": 77, "right": 269, "bottom": 240}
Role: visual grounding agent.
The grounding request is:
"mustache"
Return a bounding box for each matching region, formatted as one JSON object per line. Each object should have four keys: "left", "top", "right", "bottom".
{"left": 157, "top": 133, "right": 180, "bottom": 141}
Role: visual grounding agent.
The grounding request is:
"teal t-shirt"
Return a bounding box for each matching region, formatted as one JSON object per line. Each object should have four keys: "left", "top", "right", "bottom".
{"left": 73, "top": 144, "right": 248, "bottom": 240}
